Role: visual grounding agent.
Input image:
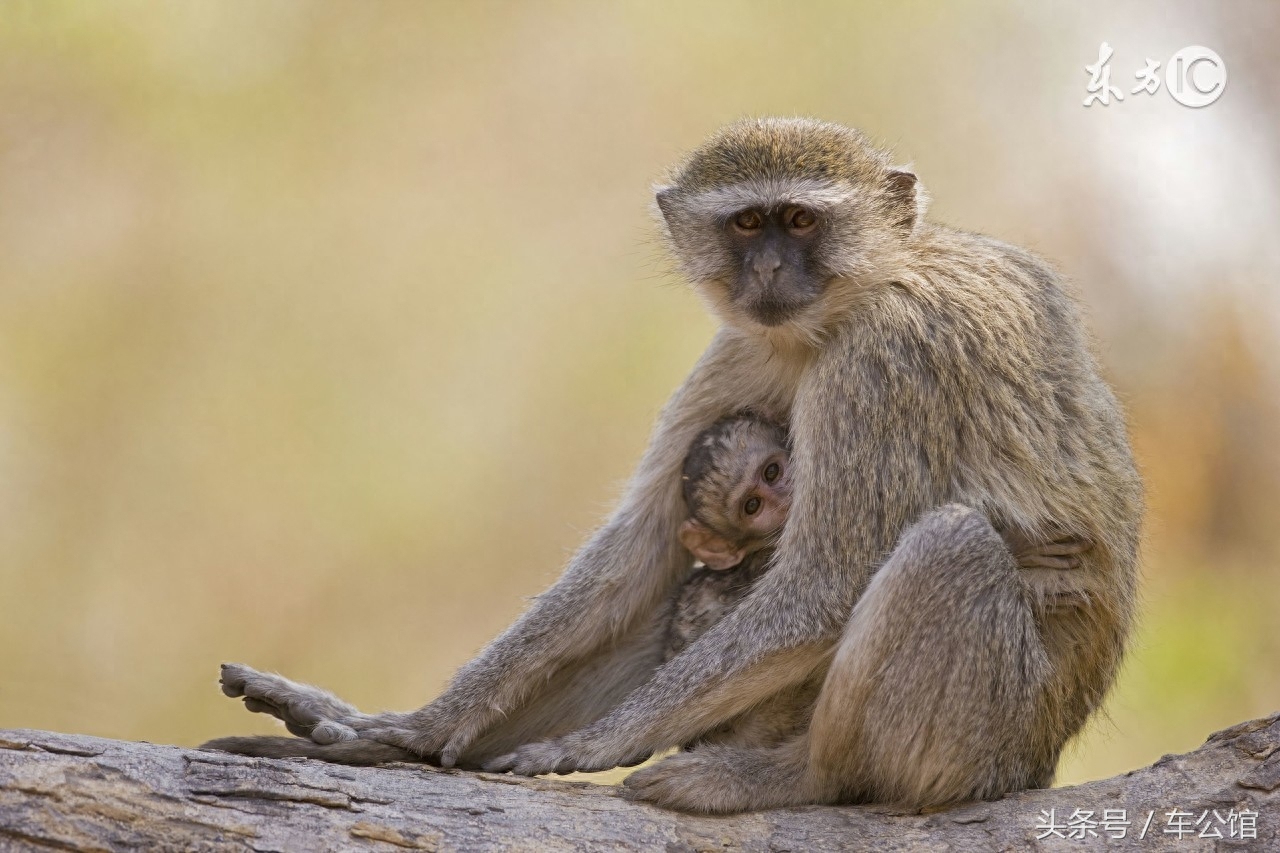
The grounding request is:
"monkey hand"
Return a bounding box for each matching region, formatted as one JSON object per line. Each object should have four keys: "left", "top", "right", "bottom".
{"left": 219, "top": 662, "right": 369, "bottom": 743}
{"left": 336, "top": 699, "right": 496, "bottom": 768}
{"left": 1007, "top": 533, "right": 1094, "bottom": 570}
{"left": 222, "top": 662, "right": 519, "bottom": 766}
{"left": 481, "top": 731, "right": 651, "bottom": 777}
{"left": 1003, "top": 534, "right": 1099, "bottom": 615}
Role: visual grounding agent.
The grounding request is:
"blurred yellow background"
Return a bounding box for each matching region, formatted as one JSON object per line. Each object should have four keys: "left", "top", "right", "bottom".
{"left": 1, "top": 2, "right": 1277, "bottom": 790}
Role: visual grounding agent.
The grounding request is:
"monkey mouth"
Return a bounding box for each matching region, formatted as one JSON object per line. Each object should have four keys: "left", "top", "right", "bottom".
{"left": 746, "top": 299, "right": 807, "bottom": 327}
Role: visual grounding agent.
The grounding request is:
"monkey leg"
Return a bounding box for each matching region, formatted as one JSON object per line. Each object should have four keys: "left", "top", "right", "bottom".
{"left": 210, "top": 600, "right": 673, "bottom": 766}
{"left": 806, "top": 503, "right": 1057, "bottom": 808}
{"left": 626, "top": 504, "right": 1058, "bottom": 813}
{"left": 457, "top": 601, "right": 671, "bottom": 766}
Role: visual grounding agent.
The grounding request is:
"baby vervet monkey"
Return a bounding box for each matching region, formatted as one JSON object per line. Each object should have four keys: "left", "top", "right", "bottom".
{"left": 667, "top": 413, "right": 1092, "bottom": 661}
{"left": 666, "top": 414, "right": 791, "bottom": 661}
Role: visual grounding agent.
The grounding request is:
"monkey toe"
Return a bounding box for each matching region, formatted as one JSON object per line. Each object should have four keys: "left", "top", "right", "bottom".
{"left": 219, "top": 663, "right": 349, "bottom": 735}
{"left": 219, "top": 662, "right": 252, "bottom": 697}
{"left": 312, "top": 721, "right": 359, "bottom": 744}
{"left": 624, "top": 749, "right": 807, "bottom": 814}
{"left": 241, "top": 697, "right": 280, "bottom": 715}
{"left": 622, "top": 756, "right": 707, "bottom": 810}
{"left": 481, "top": 741, "right": 578, "bottom": 776}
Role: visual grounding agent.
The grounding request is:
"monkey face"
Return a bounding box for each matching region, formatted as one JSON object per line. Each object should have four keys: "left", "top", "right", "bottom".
{"left": 654, "top": 119, "right": 927, "bottom": 342}
{"left": 723, "top": 205, "right": 824, "bottom": 327}
{"left": 731, "top": 444, "right": 792, "bottom": 542}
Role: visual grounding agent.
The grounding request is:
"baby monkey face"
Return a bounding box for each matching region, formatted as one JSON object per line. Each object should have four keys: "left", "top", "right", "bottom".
{"left": 719, "top": 440, "right": 792, "bottom": 544}
{"left": 679, "top": 416, "right": 792, "bottom": 571}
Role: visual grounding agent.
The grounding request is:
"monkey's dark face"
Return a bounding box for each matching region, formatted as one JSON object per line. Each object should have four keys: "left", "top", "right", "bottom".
{"left": 656, "top": 118, "right": 928, "bottom": 343}
{"left": 724, "top": 205, "right": 824, "bottom": 327}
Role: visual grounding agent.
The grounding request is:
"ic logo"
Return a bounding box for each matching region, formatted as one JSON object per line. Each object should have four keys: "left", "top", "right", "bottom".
{"left": 1165, "top": 46, "right": 1227, "bottom": 108}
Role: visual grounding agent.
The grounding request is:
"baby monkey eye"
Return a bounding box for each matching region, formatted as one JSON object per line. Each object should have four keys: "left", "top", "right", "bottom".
{"left": 785, "top": 206, "right": 817, "bottom": 232}
{"left": 743, "top": 495, "right": 762, "bottom": 516}
{"left": 733, "top": 209, "right": 764, "bottom": 232}
{"left": 763, "top": 461, "right": 781, "bottom": 483}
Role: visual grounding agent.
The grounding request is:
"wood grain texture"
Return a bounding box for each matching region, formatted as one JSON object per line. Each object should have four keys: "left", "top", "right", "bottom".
{"left": 2, "top": 715, "right": 1278, "bottom": 851}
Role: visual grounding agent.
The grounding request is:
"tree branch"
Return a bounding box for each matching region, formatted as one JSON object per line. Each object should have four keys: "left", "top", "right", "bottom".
{"left": 2, "top": 715, "right": 1278, "bottom": 851}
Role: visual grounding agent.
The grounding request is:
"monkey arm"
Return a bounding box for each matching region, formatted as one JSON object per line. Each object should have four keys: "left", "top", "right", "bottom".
{"left": 482, "top": 321, "right": 927, "bottom": 775}
{"left": 481, "top": 576, "right": 836, "bottom": 775}
{"left": 482, "top": 285, "right": 1078, "bottom": 777}
{"left": 225, "top": 329, "right": 797, "bottom": 764}
{"left": 409, "top": 332, "right": 788, "bottom": 765}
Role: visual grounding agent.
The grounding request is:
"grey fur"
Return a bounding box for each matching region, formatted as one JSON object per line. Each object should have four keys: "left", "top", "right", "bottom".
{"left": 208, "top": 118, "right": 1142, "bottom": 814}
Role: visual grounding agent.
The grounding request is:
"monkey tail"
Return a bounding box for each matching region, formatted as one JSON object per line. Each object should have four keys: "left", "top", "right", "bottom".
{"left": 199, "top": 736, "right": 422, "bottom": 766}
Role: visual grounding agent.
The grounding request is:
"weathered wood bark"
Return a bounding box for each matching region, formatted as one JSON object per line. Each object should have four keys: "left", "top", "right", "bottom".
{"left": 1, "top": 715, "right": 1278, "bottom": 851}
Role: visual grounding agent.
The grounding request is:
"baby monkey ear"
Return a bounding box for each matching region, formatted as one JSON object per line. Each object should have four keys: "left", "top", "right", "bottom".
{"left": 678, "top": 519, "right": 746, "bottom": 571}
{"left": 885, "top": 168, "right": 929, "bottom": 232}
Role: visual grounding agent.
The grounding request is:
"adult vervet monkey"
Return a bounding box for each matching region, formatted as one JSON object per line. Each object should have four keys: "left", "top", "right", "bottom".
{"left": 207, "top": 118, "right": 1142, "bottom": 814}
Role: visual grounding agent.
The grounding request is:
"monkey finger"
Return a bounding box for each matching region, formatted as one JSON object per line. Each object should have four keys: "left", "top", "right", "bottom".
{"left": 489, "top": 741, "right": 574, "bottom": 776}
{"left": 1017, "top": 555, "right": 1082, "bottom": 570}
{"left": 1039, "top": 540, "right": 1093, "bottom": 555}
{"left": 1044, "top": 590, "right": 1091, "bottom": 612}
{"left": 312, "top": 721, "right": 359, "bottom": 744}
{"left": 219, "top": 662, "right": 253, "bottom": 697}
{"left": 242, "top": 694, "right": 322, "bottom": 728}
{"left": 624, "top": 750, "right": 739, "bottom": 811}
{"left": 616, "top": 749, "right": 653, "bottom": 768}
{"left": 509, "top": 751, "right": 553, "bottom": 776}
{"left": 481, "top": 752, "right": 518, "bottom": 774}
{"left": 440, "top": 731, "right": 476, "bottom": 769}
{"left": 243, "top": 697, "right": 285, "bottom": 717}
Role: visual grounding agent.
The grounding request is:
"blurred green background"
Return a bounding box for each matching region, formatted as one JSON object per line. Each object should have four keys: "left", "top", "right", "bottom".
{"left": 1, "top": 1, "right": 1277, "bottom": 790}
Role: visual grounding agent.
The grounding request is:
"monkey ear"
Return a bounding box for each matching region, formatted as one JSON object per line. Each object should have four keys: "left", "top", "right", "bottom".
{"left": 654, "top": 186, "right": 677, "bottom": 222}
{"left": 678, "top": 519, "right": 746, "bottom": 571}
{"left": 885, "top": 168, "right": 928, "bottom": 232}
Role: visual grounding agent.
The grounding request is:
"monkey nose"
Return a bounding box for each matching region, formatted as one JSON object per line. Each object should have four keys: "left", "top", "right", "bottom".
{"left": 752, "top": 252, "right": 782, "bottom": 277}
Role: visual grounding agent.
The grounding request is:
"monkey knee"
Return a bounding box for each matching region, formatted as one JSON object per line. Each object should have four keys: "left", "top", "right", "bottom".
{"left": 864, "top": 504, "right": 1016, "bottom": 612}
{"left": 901, "top": 504, "right": 1007, "bottom": 562}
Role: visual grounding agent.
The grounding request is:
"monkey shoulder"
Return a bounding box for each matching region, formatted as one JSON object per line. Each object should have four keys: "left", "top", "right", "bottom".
{"left": 824, "top": 228, "right": 1090, "bottom": 393}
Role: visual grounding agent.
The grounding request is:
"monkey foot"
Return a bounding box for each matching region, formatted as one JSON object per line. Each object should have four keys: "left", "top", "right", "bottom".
{"left": 623, "top": 748, "right": 808, "bottom": 813}
{"left": 218, "top": 662, "right": 361, "bottom": 742}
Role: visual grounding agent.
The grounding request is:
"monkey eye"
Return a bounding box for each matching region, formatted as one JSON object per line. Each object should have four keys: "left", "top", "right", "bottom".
{"left": 763, "top": 462, "right": 781, "bottom": 483}
{"left": 743, "top": 495, "right": 762, "bottom": 516}
{"left": 785, "top": 206, "right": 816, "bottom": 233}
{"left": 733, "top": 210, "right": 764, "bottom": 233}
